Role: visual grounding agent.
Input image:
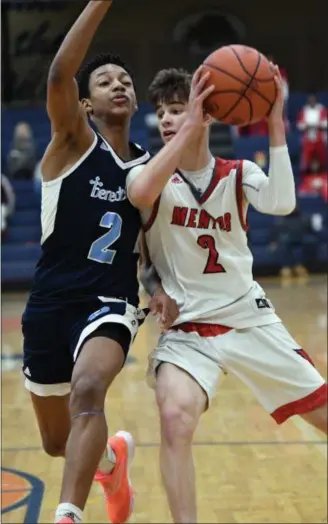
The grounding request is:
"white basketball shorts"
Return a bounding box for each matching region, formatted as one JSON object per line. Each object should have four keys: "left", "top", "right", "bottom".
{"left": 147, "top": 321, "right": 327, "bottom": 424}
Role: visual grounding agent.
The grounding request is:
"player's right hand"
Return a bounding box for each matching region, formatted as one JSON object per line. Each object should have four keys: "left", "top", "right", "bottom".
{"left": 149, "top": 291, "right": 179, "bottom": 332}
{"left": 185, "top": 67, "right": 215, "bottom": 130}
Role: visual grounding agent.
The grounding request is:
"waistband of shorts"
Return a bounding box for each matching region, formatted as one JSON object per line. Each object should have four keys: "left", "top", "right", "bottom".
{"left": 172, "top": 322, "right": 232, "bottom": 337}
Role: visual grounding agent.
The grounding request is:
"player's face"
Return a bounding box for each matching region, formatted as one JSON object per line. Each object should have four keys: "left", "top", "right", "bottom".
{"left": 87, "top": 64, "right": 137, "bottom": 121}
{"left": 156, "top": 99, "right": 188, "bottom": 144}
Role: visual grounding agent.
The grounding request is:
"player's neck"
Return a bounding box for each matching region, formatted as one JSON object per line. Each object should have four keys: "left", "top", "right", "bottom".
{"left": 93, "top": 119, "right": 132, "bottom": 161}
{"left": 178, "top": 133, "right": 212, "bottom": 172}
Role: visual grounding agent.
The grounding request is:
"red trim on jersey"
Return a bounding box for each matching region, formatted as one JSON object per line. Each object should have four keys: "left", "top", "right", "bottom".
{"left": 271, "top": 383, "right": 327, "bottom": 425}
{"left": 236, "top": 160, "right": 248, "bottom": 231}
{"left": 143, "top": 196, "right": 161, "bottom": 232}
{"left": 199, "top": 157, "right": 230, "bottom": 204}
{"left": 172, "top": 322, "right": 232, "bottom": 337}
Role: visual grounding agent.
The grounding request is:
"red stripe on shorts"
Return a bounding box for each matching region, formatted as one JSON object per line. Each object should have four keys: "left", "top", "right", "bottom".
{"left": 172, "top": 322, "right": 232, "bottom": 337}
{"left": 271, "top": 383, "right": 327, "bottom": 424}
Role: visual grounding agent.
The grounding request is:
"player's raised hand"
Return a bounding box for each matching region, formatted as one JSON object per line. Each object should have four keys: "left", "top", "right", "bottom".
{"left": 267, "top": 64, "right": 285, "bottom": 125}
{"left": 149, "top": 291, "right": 179, "bottom": 333}
{"left": 185, "top": 66, "right": 215, "bottom": 129}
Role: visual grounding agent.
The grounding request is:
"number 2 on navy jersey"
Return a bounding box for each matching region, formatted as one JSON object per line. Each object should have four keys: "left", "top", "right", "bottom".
{"left": 197, "top": 234, "right": 226, "bottom": 274}
{"left": 88, "top": 212, "right": 122, "bottom": 264}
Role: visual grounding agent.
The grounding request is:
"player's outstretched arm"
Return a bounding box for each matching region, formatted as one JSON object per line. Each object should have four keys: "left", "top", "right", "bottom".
{"left": 242, "top": 66, "right": 296, "bottom": 216}
{"left": 47, "top": 1, "right": 112, "bottom": 138}
{"left": 127, "top": 68, "right": 214, "bottom": 209}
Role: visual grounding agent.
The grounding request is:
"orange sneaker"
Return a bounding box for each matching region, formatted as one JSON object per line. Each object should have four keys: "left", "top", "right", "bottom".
{"left": 94, "top": 431, "right": 135, "bottom": 523}
{"left": 56, "top": 518, "right": 75, "bottom": 523}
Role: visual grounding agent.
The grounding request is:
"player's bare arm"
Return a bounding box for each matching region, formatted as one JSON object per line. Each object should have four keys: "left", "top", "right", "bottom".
{"left": 42, "top": 1, "right": 112, "bottom": 182}
{"left": 241, "top": 65, "right": 296, "bottom": 216}
{"left": 128, "top": 68, "right": 214, "bottom": 209}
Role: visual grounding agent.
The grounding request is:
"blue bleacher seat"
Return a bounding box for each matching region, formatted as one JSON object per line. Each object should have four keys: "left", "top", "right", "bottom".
{"left": 11, "top": 179, "right": 35, "bottom": 193}
{"left": 249, "top": 229, "right": 271, "bottom": 245}
{"left": 298, "top": 195, "right": 326, "bottom": 215}
{"left": 15, "top": 191, "right": 39, "bottom": 210}
{"left": 286, "top": 132, "right": 301, "bottom": 163}
{"left": 6, "top": 225, "right": 41, "bottom": 244}
{"left": 251, "top": 245, "right": 280, "bottom": 266}
{"left": 317, "top": 243, "right": 328, "bottom": 263}
{"left": 11, "top": 209, "right": 40, "bottom": 227}
{"left": 234, "top": 136, "right": 269, "bottom": 162}
{"left": 2, "top": 261, "right": 39, "bottom": 284}
{"left": 248, "top": 211, "right": 275, "bottom": 229}
{"left": 234, "top": 132, "right": 301, "bottom": 166}
{"left": 1, "top": 243, "right": 41, "bottom": 262}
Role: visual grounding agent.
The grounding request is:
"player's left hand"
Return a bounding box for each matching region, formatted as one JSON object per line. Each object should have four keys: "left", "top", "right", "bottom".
{"left": 267, "top": 64, "right": 285, "bottom": 125}
{"left": 149, "top": 291, "right": 179, "bottom": 332}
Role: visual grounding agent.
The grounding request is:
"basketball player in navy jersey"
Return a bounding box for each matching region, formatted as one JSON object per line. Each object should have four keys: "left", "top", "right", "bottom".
{"left": 21, "top": 2, "right": 177, "bottom": 523}
{"left": 127, "top": 68, "right": 327, "bottom": 523}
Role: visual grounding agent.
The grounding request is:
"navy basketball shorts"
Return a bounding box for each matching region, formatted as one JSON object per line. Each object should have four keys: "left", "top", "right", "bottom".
{"left": 22, "top": 297, "right": 147, "bottom": 397}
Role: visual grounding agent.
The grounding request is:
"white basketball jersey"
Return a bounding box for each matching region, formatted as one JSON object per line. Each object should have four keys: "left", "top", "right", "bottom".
{"left": 142, "top": 158, "right": 280, "bottom": 328}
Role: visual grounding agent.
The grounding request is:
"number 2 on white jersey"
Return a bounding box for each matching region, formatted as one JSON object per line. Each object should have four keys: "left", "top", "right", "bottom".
{"left": 197, "top": 234, "right": 226, "bottom": 274}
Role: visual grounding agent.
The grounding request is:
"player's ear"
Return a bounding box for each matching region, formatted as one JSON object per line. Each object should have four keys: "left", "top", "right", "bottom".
{"left": 81, "top": 98, "right": 93, "bottom": 115}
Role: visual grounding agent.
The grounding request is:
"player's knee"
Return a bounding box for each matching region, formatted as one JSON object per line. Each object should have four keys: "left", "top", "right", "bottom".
{"left": 42, "top": 435, "right": 66, "bottom": 457}
{"left": 159, "top": 398, "right": 198, "bottom": 446}
{"left": 70, "top": 375, "right": 107, "bottom": 413}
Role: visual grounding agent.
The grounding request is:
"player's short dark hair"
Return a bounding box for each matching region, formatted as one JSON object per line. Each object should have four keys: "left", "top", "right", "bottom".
{"left": 148, "top": 68, "right": 192, "bottom": 107}
{"left": 76, "top": 52, "right": 133, "bottom": 99}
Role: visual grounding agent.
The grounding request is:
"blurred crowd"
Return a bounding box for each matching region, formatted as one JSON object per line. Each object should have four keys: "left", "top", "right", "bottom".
{"left": 1, "top": 121, "right": 38, "bottom": 237}
{"left": 2, "top": 73, "right": 327, "bottom": 279}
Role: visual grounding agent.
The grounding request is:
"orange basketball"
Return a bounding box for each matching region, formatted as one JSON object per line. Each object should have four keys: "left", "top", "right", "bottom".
{"left": 202, "top": 45, "right": 277, "bottom": 126}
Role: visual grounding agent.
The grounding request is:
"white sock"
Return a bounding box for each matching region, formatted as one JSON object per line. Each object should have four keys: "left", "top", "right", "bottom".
{"left": 55, "top": 502, "right": 83, "bottom": 523}
{"left": 97, "top": 443, "right": 116, "bottom": 474}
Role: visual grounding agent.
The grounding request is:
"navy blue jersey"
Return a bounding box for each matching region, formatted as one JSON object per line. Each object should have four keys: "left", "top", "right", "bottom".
{"left": 27, "top": 131, "right": 150, "bottom": 309}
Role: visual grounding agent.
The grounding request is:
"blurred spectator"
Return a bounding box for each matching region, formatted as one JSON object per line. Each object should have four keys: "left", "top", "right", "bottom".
{"left": 298, "top": 159, "right": 328, "bottom": 202}
{"left": 253, "top": 151, "right": 268, "bottom": 170}
{"left": 6, "top": 122, "right": 37, "bottom": 180}
{"left": 297, "top": 94, "right": 327, "bottom": 173}
{"left": 1, "top": 174, "right": 16, "bottom": 239}
{"left": 269, "top": 206, "right": 323, "bottom": 278}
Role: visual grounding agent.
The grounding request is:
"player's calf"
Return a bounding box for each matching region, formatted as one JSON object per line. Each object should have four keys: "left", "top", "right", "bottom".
{"left": 42, "top": 435, "right": 67, "bottom": 458}
{"left": 55, "top": 333, "right": 133, "bottom": 524}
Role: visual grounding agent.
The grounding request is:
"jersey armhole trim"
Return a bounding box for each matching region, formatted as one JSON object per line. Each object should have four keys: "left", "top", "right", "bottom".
{"left": 143, "top": 195, "right": 161, "bottom": 232}
{"left": 42, "top": 130, "right": 98, "bottom": 187}
{"left": 236, "top": 160, "right": 248, "bottom": 231}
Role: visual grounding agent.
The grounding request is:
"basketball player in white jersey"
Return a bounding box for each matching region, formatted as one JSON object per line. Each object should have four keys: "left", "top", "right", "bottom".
{"left": 127, "top": 67, "right": 327, "bottom": 523}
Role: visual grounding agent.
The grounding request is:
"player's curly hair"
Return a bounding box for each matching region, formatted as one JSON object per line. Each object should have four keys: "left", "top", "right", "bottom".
{"left": 148, "top": 68, "right": 192, "bottom": 107}
{"left": 76, "top": 52, "right": 133, "bottom": 99}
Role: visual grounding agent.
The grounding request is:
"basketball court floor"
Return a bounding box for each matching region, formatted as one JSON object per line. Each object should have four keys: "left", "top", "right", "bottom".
{"left": 1, "top": 275, "right": 327, "bottom": 523}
